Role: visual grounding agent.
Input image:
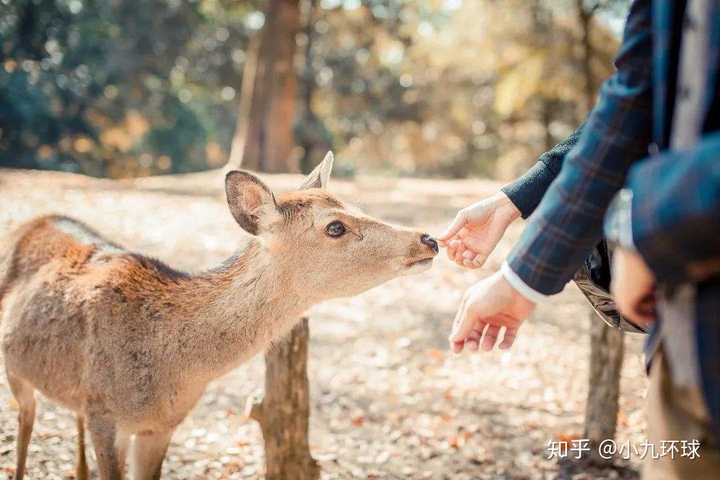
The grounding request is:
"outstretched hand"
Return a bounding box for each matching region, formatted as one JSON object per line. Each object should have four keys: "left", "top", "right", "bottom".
{"left": 438, "top": 192, "right": 520, "bottom": 269}
{"left": 450, "top": 271, "right": 535, "bottom": 353}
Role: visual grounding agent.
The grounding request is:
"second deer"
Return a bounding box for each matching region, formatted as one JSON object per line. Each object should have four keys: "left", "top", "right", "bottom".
{"left": 0, "top": 153, "right": 439, "bottom": 480}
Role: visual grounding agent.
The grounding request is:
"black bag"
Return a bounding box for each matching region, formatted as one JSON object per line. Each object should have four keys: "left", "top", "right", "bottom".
{"left": 573, "top": 240, "right": 648, "bottom": 334}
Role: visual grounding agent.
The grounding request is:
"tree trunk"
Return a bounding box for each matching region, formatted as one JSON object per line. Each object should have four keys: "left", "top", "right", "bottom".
{"left": 576, "top": 0, "right": 599, "bottom": 114}
{"left": 541, "top": 100, "right": 555, "bottom": 151}
{"left": 583, "top": 311, "right": 625, "bottom": 464}
{"left": 228, "top": 0, "right": 301, "bottom": 173}
{"left": 249, "top": 318, "right": 319, "bottom": 480}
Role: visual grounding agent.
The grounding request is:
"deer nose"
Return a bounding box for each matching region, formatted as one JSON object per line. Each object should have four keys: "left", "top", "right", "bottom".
{"left": 420, "top": 234, "right": 439, "bottom": 254}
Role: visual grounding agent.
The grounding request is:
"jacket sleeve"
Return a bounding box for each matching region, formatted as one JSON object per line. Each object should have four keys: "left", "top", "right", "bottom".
{"left": 629, "top": 133, "right": 720, "bottom": 286}
{"left": 507, "top": 0, "right": 655, "bottom": 295}
{"left": 501, "top": 125, "right": 584, "bottom": 219}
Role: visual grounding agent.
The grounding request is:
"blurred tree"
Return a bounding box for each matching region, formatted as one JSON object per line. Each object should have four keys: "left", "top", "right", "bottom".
{"left": 0, "top": 0, "right": 255, "bottom": 177}
{"left": 296, "top": 0, "right": 333, "bottom": 174}
{"left": 576, "top": 0, "right": 628, "bottom": 112}
{"left": 303, "top": 0, "right": 625, "bottom": 178}
{"left": 228, "top": 0, "right": 301, "bottom": 172}
{"left": 0, "top": 0, "right": 628, "bottom": 179}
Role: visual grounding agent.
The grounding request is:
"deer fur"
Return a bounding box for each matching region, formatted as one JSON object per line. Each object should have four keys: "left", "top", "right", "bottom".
{"left": 0, "top": 153, "right": 438, "bottom": 480}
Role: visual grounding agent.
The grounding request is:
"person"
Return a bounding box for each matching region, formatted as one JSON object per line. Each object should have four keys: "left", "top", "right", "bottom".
{"left": 439, "top": 1, "right": 720, "bottom": 477}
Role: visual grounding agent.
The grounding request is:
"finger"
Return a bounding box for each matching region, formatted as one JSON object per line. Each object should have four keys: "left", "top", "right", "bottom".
{"left": 449, "top": 292, "right": 470, "bottom": 345}
{"left": 462, "top": 254, "right": 484, "bottom": 269}
{"left": 459, "top": 252, "right": 487, "bottom": 269}
{"left": 456, "top": 251, "right": 470, "bottom": 267}
{"left": 628, "top": 292, "right": 657, "bottom": 325}
{"left": 465, "top": 326, "right": 484, "bottom": 352}
{"left": 450, "top": 296, "right": 476, "bottom": 343}
{"left": 455, "top": 249, "right": 470, "bottom": 267}
{"left": 439, "top": 212, "right": 467, "bottom": 241}
{"left": 451, "top": 300, "right": 468, "bottom": 339}
{"left": 499, "top": 326, "right": 517, "bottom": 350}
{"left": 462, "top": 259, "right": 480, "bottom": 269}
{"left": 448, "top": 239, "right": 464, "bottom": 259}
{"left": 447, "top": 240, "right": 458, "bottom": 262}
{"left": 452, "top": 241, "right": 466, "bottom": 263}
{"left": 481, "top": 325, "right": 500, "bottom": 351}
{"left": 636, "top": 293, "right": 657, "bottom": 319}
{"left": 461, "top": 250, "right": 479, "bottom": 266}
{"left": 471, "top": 254, "right": 488, "bottom": 268}
{"left": 615, "top": 287, "right": 652, "bottom": 324}
{"left": 452, "top": 339, "right": 465, "bottom": 354}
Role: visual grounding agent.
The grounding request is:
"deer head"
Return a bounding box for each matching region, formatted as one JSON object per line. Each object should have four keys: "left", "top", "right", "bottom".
{"left": 225, "top": 152, "right": 438, "bottom": 301}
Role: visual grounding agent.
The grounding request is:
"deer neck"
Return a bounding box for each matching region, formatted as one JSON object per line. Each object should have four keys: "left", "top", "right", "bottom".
{"left": 173, "top": 238, "right": 310, "bottom": 383}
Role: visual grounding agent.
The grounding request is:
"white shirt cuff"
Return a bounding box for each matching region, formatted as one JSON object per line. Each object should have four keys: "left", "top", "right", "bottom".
{"left": 500, "top": 261, "right": 549, "bottom": 304}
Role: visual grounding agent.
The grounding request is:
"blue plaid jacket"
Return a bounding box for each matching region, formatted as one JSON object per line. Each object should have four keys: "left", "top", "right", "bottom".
{"left": 507, "top": 0, "right": 720, "bottom": 433}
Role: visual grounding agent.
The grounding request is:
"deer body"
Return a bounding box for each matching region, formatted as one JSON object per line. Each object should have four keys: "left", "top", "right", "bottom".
{"left": 2, "top": 219, "right": 295, "bottom": 431}
{"left": 0, "top": 154, "right": 438, "bottom": 480}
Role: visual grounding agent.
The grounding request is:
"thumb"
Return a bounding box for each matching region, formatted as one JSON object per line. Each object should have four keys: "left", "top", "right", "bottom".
{"left": 439, "top": 211, "right": 467, "bottom": 242}
{"left": 450, "top": 295, "right": 481, "bottom": 342}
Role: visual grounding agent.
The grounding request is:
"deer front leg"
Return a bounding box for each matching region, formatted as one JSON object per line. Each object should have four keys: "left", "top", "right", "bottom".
{"left": 86, "top": 415, "right": 124, "bottom": 480}
{"left": 130, "top": 429, "right": 173, "bottom": 480}
{"left": 76, "top": 416, "right": 89, "bottom": 480}
{"left": 7, "top": 375, "right": 36, "bottom": 480}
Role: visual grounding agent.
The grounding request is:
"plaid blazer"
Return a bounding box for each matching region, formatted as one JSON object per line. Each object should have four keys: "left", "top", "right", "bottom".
{"left": 506, "top": 0, "right": 720, "bottom": 433}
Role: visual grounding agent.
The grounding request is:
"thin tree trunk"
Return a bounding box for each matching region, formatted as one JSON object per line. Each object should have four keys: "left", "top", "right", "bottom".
{"left": 228, "top": 0, "right": 301, "bottom": 172}
{"left": 228, "top": 34, "right": 260, "bottom": 170}
{"left": 584, "top": 311, "right": 625, "bottom": 464}
{"left": 541, "top": 100, "right": 554, "bottom": 151}
{"left": 249, "top": 318, "right": 319, "bottom": 480}
{"left": 576, "top": 0, "right": 599, "bottom": 114}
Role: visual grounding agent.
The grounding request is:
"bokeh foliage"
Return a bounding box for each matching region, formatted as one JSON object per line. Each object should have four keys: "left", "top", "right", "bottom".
{"left": 0, "top": 0, "right": 626, "bottom": 178}
{"left": 0, "top": 0, "right": 255, "bottom": 176}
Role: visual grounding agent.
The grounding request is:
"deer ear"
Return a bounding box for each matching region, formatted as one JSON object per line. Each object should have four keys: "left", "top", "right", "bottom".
{"left": 300, "top": 151, "right": 334, "bottom": 190}
{"left": 225, "top": 171, "right": 277, "bottom": 235}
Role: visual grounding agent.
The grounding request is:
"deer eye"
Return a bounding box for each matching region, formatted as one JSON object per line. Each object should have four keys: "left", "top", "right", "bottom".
{"left": 325, "top": 221, "right": 346, "bottom": 238}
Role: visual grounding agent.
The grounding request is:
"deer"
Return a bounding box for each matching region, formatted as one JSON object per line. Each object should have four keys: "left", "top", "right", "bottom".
{"left": 0, "top": 152, "right": 439, "bottom": 480}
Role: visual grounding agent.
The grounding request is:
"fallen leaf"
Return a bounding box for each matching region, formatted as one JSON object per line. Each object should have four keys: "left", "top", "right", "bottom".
{"left": 351, "top": 415, "right": 365, "bottom": 427}
{"left": 427, "top": 349, "right": 445, "bottom": 362}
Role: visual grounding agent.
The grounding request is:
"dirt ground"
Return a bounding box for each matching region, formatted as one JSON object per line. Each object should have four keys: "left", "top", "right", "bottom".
{"left": 0, "top": 168, "right": 648, "bottom": 479}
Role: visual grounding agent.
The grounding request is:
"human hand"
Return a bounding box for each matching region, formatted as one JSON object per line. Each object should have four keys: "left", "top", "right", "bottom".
{"left": 450, "top": 271, "right": 535, "bottom": 353}
{"left": 611, "top": 248, "right": 657, "bottom": 325}
{"left": 438, "top": 192, "right": 521, "bottom": 269}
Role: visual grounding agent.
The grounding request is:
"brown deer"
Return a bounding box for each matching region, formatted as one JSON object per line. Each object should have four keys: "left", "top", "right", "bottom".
{"left": 0, "top": 153, "right": 439, "bottom": 480}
